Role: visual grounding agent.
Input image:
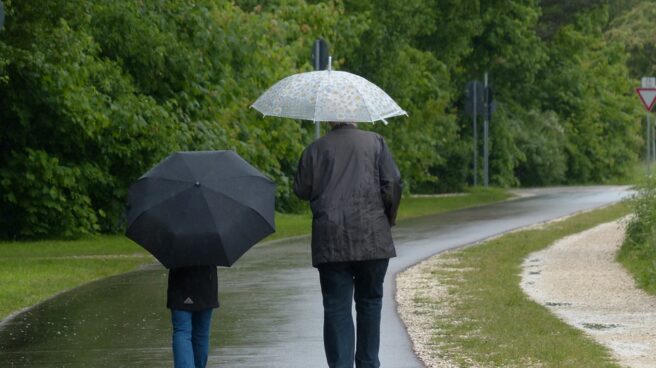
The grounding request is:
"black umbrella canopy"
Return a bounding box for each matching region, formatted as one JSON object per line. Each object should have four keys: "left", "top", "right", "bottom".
{"left": 125, "top": 150, "right": 276, "bottom": 268}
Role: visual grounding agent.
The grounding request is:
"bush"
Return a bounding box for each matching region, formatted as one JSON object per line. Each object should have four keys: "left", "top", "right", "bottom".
{"left": 0, "top": 149, "right": 99, "bottom": 238}
{"left": 619, "top": 176, "right": 656, "bottom": 292}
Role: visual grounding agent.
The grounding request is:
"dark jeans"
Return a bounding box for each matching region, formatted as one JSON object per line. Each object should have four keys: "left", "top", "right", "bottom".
{"left": 318, "top": 258, "right": 389, "bottom": 368}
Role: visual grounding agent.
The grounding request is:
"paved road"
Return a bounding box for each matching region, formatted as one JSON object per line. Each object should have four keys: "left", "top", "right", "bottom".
{"left": 0, "top": 186, "right": 630, "bottom": 367}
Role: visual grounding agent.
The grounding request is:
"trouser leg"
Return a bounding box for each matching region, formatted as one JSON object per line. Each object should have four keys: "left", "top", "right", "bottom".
{"left": 171, "top": 310, "right": 194, "bottom": 368}
{"left": 191, "top": 309, "right": 213, "bottom": 368}
{"left": 353, "top": 259, "right": 388, "bottom": 368}
{"left": 319, "top": 262, "right": 355, "bottom": 368}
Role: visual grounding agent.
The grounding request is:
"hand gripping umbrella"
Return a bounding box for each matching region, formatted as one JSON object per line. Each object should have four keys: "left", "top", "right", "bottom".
{"left": 125, "top": 151, "right": 276, "bottom": 268}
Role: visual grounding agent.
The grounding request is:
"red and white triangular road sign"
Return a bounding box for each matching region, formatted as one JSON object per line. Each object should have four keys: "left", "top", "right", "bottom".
{"left": 636, "top": 88, "right": 656, "bottom": 111}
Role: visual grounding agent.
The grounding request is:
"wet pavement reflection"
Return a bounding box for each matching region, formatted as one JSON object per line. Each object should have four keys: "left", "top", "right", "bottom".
{"left": 0, "top": 186, "right": 630, "bottom": 367}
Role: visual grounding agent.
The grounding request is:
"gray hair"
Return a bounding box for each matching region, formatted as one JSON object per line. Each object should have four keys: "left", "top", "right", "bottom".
{"left": 329, "top": 121, "right": 358, "bottom": 128}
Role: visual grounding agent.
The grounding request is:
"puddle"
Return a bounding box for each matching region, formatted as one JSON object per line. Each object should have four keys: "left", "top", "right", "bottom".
{"left": 582, "top": 322, "right": 621, "bottom": 330}
{"left": 545, "top": 302, "right": 572, "bottom": 307}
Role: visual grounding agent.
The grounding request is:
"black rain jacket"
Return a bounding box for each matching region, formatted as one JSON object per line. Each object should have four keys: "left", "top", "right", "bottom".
{"left": 293, "top": 124, "right": 402, "bottom": 267}
{"left": 167, "top": 266, "right": 219, "bottom": 311}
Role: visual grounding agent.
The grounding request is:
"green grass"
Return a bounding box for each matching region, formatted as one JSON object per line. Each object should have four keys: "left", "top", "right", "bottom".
{"left": 0, "top": 258, "right": 147, "bottom": 319}
{"left": 399, "top": 187, "right": 510, "bottom": 218}
{"left": 0, "top": 188, "right": 511, "bottom": 321}
{"left": 0, "top": 235, "right": 151, "bottom": 319}
{"left": 419, "top": 203, "right": 630, "bottom": 367}
{"left": 617, "top": 243, "right": 656, "bottom": 295}
{"left": 0, "top": 234, "right": 146, "bottom": 258}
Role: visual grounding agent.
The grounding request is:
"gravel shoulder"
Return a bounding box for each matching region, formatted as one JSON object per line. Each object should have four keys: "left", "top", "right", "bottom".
{"left": 395, "top": 212, "right": 654, "bottom": 368}
{"left": 396, "top": 255, "right": 476, "bottom": 368}
{"left": 520, "top": 218, "right": 656, "bottom": 368}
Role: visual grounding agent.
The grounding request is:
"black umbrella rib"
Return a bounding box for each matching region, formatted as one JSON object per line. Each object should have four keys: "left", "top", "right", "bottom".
{"left": 127, "top": 186, "right": 199, "bottom": 228}
{"left": 126, "top": 177, "right": 195, "bottom": 224}
{"left": 200, "top": 187, "right": 275, "bottom": 231}
{"left": 199, "top": 176, "right": 274, "bottom": 201}
{"left": 193, "top": 190, "right": 231, "bottom": 266}
{"left": 242, "top": 204, "right": 275, "bottom": 232}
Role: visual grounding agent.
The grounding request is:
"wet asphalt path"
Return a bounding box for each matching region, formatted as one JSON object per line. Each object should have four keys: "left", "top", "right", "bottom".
{"left": 0, "top": 186, "right": 630, "bottom": 367}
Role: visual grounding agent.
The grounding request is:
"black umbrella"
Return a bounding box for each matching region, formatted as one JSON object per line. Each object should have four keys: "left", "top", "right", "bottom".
{"left": 125, "top": 150, "right": 276, "bottom": 268}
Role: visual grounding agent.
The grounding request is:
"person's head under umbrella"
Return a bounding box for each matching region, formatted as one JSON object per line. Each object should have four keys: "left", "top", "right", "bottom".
{"left": 329, "top": 121, "right": 357, "bottom": 129}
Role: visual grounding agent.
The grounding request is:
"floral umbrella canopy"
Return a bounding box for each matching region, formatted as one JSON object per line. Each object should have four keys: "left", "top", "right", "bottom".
{"left": 251, "top": 60, "right": 407, "bottom": 124}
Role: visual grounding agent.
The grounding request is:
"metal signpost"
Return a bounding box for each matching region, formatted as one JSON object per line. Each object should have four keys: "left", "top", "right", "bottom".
{"left": 465, "top": 81, "right": 485, "bottom": 186}
{"left": 312, "top": 39, "right": 329, "bottom": 139}
{"left": 465, "top": 77, "right": 495, "bottom": 187}
{"left": 0, "top": 1, "right": 5, "bottom": 30}
{"left": 483, "top": 73, "right": 489, "bottom": 187}
{"left": 637, "top": 77, "right": 656, "bottom": 174}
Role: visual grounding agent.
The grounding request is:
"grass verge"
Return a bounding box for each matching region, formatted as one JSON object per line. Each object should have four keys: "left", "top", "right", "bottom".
{"left": 0, "top": 187, "right": 510, "bottom": 321}
{"left": 409, "top": 202, "right": 629, "bottom": 367}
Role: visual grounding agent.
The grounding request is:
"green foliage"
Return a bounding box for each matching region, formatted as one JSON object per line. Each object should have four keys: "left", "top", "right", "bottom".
{"left": 464, "top": 0, "right": 546, "bottom": 104}
{"left": 607, "top": 1, "right": 656, "bottom": 78}
{"left": 514, "top": 110, "right": 568, "bottom": 185}
{"left": 0, "top": 13, "right": 183, "bottom": 237}
{"left": 0, "top": 0, "right": 648, "bottom": 238}
{"left": 487, "top": 109, "right": 523, "bottom": 187}
{"left": 0, "top": 149, "right": 99, "bottom": 238}
{"left": 618, "top": 176, "right": 656, "bottom": 293}
{"left": 0, "top": 0, "right": 357, "bottom": 237}
{"left": 540, "top": 7, "right": 641, "bottom": 183}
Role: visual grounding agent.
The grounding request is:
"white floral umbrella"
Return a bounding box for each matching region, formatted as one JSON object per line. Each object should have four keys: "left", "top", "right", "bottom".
{"left": 251, "top": 59, "right": 407, "bottom": 124}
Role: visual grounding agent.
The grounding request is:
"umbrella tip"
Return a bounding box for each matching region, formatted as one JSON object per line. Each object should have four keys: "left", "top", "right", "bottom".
{"left": 328, "top": 56, "right": 332, "bottom": 72}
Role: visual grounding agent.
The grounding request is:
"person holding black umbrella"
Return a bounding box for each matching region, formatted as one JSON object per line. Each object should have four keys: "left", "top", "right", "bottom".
{"left": 125, "top": 150, "right": 276, "bottom": 368}
{"left": 294, "top": 121, "right": 402, "bottom": 368}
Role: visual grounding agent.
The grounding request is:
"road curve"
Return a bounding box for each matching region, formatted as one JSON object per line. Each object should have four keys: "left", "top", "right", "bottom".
{"left": 0, "top": 186, "right": 630, "bottom": 367}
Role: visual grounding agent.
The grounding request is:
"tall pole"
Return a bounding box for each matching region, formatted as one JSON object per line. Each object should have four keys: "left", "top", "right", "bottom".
{"left": 647, "top": 111, "right": 656, "bottom": 163}
{"left": 640, "top": 77, "right": 656, "bottom": 174}
{"left": 483, "top": 72, "right": 489, "bottom": 187}
{"left": 314, "top": 41, "right": 321, "bottom": 140}
{"left": 647, "top": 112, "right": 652, "bottom": 175}
{"left": 473, "top": 83, "right": 478, "bottom": 186}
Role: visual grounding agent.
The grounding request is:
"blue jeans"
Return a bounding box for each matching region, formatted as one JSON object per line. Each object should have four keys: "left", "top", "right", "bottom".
{"left": 318, "top": 258, "right": 389, "bottom": 368}
{"left": 171, "top": 309, "right": 213, "bottom": 368}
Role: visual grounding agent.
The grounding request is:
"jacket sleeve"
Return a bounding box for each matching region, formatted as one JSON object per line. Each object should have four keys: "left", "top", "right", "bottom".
{"left": 293, "top": 147, "right": 313, "bottom": 200}
{"left": 379, "top": 137, "right": 402, "bottom": 226}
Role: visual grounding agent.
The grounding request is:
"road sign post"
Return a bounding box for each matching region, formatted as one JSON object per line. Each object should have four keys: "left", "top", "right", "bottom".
{"left": 465, "top": 78, "right": 495, "bottom": 188}
{"left": 465, "top": 81, "right": 485, "bottom": 186}
{"left": 312, "top": 39, "right": 329, "bottom": 140}
{"left": 637, "top": 77, "right": 656, "bottom": 174}
{"left": 0, "top": 1, "right": 4, "bottom": 30}
{"left": 473, "top": 83, "right": 478, "bottom": 186}
{"left": 483, "top": 73, "right": 489, "bottom": 187}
